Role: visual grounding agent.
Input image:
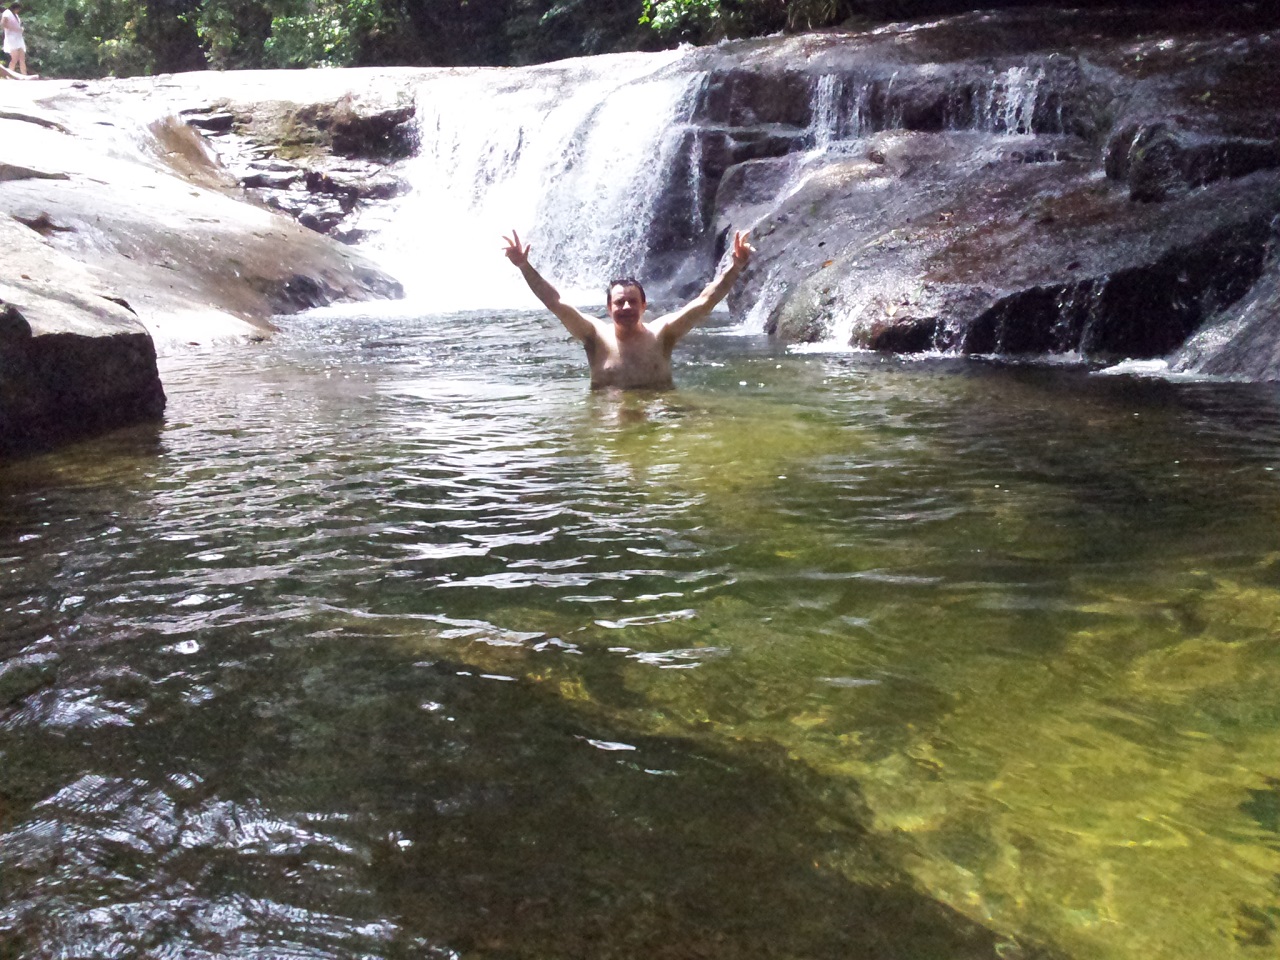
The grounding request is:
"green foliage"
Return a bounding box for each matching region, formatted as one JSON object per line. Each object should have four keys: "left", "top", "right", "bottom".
{"left": 24, "top": 0, "right": 147, "bottom": 77}
{"left": 639, "top": 0, "right": 718, "bottom": 34}
{"left": 639, "top": 0, "right": 801, "bottom": 41}
{"left": 263, "top": 0, "right": 384, "bottom": 67}
{"left": 14, "top": 0, "right": 667, "bottom": 77}
{"left": 194, "top": 0, "right": 278, "bottom": 69}
{"left": 25, "top": 0, "right": 209, "bottom": 76}
{"left": 507, "top": 0, "right": 657, "bottom": 65}
{"left": 17, "top": 0, "right": 1262, "bottom": 77}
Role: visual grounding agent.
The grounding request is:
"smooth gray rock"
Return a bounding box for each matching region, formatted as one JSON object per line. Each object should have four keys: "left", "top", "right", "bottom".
{"left": 0, "top": 270, "right": 164, "bottom": 454}
{"left": 0, "top": 79, "right": 409, "bottom": 455}
{"left": 646, "top": 10, "right": 1280, "bottom": 368}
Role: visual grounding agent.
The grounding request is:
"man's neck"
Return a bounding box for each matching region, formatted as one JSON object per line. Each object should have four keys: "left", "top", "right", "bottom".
{"left": 613, "top": 320, "right": 647, "bottom": 340}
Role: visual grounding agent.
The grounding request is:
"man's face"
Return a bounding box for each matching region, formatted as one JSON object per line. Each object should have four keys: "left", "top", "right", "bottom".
{"left": 607, "top": 284, "right": 645, "bottom": 328}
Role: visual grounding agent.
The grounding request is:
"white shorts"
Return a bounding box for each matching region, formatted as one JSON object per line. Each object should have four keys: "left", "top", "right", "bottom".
{"left": 3, "top": 38, "right": 23, "bottom": 54}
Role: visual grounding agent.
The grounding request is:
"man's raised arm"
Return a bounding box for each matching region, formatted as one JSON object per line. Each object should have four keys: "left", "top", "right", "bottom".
{"left": 658, "top": 231, "right": 755, "bottom": 346}
{"left": 503, "top": 230, "right": 597, "bottom": 342}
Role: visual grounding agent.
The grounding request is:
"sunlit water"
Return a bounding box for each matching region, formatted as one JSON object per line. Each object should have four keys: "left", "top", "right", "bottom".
{"left": 5, "top": 307, "right": 1280, "bottom": 960}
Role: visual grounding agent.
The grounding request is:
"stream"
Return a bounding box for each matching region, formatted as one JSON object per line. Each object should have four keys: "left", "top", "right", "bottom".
{"left": 5, "top": 305, "right": 1280, "bottom": 958}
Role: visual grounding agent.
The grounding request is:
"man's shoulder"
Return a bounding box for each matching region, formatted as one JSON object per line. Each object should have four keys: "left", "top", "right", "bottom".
{"left": 644, "top": 311, "right": 679, "bottom": 331}
{"left": 581, "top": 313, "right": 612, "bottom": 334}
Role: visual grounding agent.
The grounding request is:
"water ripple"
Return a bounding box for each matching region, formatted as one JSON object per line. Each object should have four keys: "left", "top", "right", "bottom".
{"left": 6, "top": 309, "right": 1280, "bottom": 960}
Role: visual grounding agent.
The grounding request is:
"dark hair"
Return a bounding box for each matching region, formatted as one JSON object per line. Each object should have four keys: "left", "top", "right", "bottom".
{"left": 606, "top": 277, "right": 646, "bottom": 305}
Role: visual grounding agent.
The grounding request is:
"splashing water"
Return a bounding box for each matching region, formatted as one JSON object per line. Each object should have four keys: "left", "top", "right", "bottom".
{"left": 980, "top": 66, "right": 1045, "bottom": 135}
{"left": 367, "top": 52, "right": 703, "bottom": 311}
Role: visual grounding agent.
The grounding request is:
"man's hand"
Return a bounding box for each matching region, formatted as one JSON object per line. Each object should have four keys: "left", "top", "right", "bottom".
{"left": 503, "top": 230, "right": 530, "bottom": 269}
{"left": 502, "top": 230, "right": 598, "bottom": 343}
{"left": 656, "top": 227, "right": 756, "bottom": 347}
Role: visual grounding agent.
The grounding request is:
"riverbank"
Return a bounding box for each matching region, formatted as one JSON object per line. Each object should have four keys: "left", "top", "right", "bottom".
{"left": 0, "top": 71, "right": 408, "bottom": 453}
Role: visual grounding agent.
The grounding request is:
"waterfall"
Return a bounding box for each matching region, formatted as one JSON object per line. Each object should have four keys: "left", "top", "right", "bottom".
{"left": 685, "top": 128, "right": 706, "bottom": 237}
{"left": 365, "top": 50, "right": 702, "bottom": 311}
{"left": 979, "top": 66, "right": 1045, "bottom": 134}
{"left": 811, "top": 74, "right": 841, "bottom": 150}
{"left": 355, "top": 48, "right": 1063, "bottom": 340}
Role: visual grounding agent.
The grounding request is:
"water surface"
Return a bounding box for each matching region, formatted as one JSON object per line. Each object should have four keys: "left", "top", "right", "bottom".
{"left": 4, "top": 307, "right": 1280, "bottom": 959}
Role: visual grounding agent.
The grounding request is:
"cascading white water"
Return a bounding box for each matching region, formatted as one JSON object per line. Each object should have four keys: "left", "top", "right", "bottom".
{"left": 980, "top": 66, "right": 1045, "bottom": 134}
{"left": 364, "top": 50, "right": 703, "bottom": 311}
{"left": 811, "top": 74, "right": 842, "bottom": 150}
{"left": 359, "top": 49, "right": 1063, "bottom": 349}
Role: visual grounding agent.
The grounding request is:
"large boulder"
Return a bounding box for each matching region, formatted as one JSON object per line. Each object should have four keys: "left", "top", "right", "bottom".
{"left": 747, "top": 134, "right": 1280, "bottom": 360}
{"left": 645, "top": 9, "right": 1280, "bottom": 369}
{"left": 0, "top": 218, "right": 164, "bottom": 453}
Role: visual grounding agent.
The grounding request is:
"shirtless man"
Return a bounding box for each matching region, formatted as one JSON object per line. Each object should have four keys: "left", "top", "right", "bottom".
{"left": 503, "top": 229, "right": 754, "bottom": 390}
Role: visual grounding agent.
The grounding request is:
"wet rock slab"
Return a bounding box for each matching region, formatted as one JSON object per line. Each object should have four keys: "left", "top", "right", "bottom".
{"left": 1170, "top": 254, "right": 1280, "bottom": 380}
{"left": 181, "top": 95, "right": 415, "bottom": 244}
{"left": 653, "top": 8, "right": 1280, "bottom": 371}
{"left": 752, "top": 134, "right": 1280, "bottom": 360}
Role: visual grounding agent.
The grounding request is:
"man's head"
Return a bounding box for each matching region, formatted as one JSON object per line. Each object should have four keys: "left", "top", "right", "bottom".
{"left": 606, "top": 277, "right": 646, "bottom": 328}
{"left": 10, "top": 3, "right": 21, "bottom": 11}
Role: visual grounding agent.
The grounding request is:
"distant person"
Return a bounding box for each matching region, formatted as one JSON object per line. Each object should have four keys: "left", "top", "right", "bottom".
{"left": 502, "top": 229, "right": 755, "bottom": 390}
{"left": 1, "top": 2, "right": 26, "bottom": 76}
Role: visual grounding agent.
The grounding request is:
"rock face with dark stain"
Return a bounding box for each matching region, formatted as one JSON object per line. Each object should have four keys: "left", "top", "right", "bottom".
{"left": 0, "top": 282, "right": 165, "bottom": 455}
{"left": 637, "top": 7, "right": 1280, "bottom": 373}
{"left": 1170, "top": 253, "right": 1280, "bottom": 380}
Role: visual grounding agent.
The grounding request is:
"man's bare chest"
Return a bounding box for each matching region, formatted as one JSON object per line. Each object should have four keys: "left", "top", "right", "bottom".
{"left": 586, "top": 327, "right": 674, "bottom": 389}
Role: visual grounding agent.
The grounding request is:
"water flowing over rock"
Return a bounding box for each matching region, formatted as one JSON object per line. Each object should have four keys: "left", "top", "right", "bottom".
{"left": 367, "top": 50, "right": 705, "bottom": 309}
{"left": 334, "top": 6, "right": 1279, "bottom": 372}
{"left": 1169, "top": 248, "right": 1280, "bottom": 380}
{"left": 673, "top": 8, "right": 1280, "bottom": 368}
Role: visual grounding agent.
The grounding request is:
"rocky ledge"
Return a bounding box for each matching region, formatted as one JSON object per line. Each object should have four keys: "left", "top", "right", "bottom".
{"left": 646, "top": 6, "right": 1280, "bottom": 377}
{"left": 182, "top": 92, "right": 416, "bottom": 244}
{"left": 0, "top": 70, "right": 410, "bottom": 455}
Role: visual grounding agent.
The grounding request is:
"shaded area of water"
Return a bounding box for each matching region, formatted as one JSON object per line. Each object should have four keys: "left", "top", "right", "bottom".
{"left": 5, "top": 307, "right": 1280, "bottom": 959}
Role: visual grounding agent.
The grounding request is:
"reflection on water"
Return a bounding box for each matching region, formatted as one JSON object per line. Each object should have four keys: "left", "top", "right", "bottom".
{"left": 4, "top": 307, "right": 1280, "bottom": 959}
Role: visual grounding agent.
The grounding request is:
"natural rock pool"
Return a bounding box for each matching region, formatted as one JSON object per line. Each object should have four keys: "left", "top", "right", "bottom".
{"left": 4, "top": 306, "right": 1280, "bottom": 959}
